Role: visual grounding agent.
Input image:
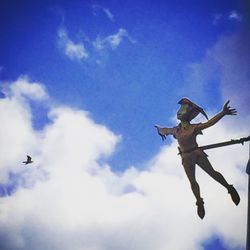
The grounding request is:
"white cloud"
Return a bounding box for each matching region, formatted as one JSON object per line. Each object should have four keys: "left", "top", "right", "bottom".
{"left": 65, "top": 42, "right": 88, "bottom": 60}
{"left": 0, "top": 77, "right": 48, "bottom": 183}
{"left": 0, "top": 77, "right": 248, "bottom": 250}
{"left": 58, "top": 28, "right": 89, "bottom": 61}
{"left": 9, "top": 76, "right": 48, "bottom": 101}
{"left": 93, "top": 28, "right": 136, "bottom": 51}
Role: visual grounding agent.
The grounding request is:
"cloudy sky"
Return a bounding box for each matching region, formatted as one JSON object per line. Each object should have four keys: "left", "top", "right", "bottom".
{"left": 0, "top": 0, "right": 249, "bottom": 250}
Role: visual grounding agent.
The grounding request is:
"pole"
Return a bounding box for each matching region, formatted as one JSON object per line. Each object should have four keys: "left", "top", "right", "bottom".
{"left": 246, "top": 156, "right": 250, "bottom": 250}
{"left": 178, "top": 136, "right": 250, "bottom": 155}
{"left": 199, "top": 136, "right": 250, "bottom": 151}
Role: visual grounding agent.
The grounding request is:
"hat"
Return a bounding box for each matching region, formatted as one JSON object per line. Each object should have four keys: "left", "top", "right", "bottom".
{"left": 178, "top": 98, "right": 208, "bottom": 120}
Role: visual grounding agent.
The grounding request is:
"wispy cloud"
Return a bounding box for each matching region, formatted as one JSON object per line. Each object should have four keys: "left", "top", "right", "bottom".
{"left": 212, "top": 13, "right": 223, "bottom": 25}
{"left": 212, "top": 10, "right": 242, "bottom": 25}
{"left": 92, "top": 4, "right": 115, "bottom": 22}
{"left": 182, "top": 27, "right": 250, "bottom": 125}
{"left": 93, "top": 28, "right": 136, "bottom": 51}
{"left": 228, "top": 10, "right": 241, "bottom": 21}
{"left": 103, "top": 8, "right": 115, "bottom": 22}
{"left": 56, "top": 27, "right": 135, "bottom": 64}
{"left": 57, "top": 28, "right": 89, "bottom": 61}
{"left": 210, "top": 33, "right": 249, "bottom": 121}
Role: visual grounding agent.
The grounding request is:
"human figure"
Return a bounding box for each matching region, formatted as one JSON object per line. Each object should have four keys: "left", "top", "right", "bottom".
{"left": 155, "top": 98, "right": 240, "bottom": 219}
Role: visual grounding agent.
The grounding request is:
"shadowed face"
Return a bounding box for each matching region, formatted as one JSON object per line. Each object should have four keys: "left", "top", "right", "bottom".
{"left": 177, "top": 104, "right": 193, "bottom": 121}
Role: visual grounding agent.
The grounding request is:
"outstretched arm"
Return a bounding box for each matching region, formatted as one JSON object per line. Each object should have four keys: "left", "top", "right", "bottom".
{"left": 198, "top": 101, "right": 237, "bottom": 130}
{"left": 154, "top": 125, "right": 175, "bottom": 141}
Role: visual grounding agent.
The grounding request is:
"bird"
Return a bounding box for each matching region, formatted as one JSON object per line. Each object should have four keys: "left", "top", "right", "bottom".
{"left": 22, "top": 155, "right": 33, "bottom": 165}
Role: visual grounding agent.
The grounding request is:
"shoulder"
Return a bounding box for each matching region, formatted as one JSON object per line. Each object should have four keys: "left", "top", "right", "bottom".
{"left": 192, "top": 123, "right": 203, "bottom": 135}
{"left": 171, "top": 125, "right": 180, "bottom": 138}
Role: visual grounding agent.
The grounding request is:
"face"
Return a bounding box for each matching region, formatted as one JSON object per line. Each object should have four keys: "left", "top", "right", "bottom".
{"left": 177, "top": 104, "right": 192, "bottom": 121}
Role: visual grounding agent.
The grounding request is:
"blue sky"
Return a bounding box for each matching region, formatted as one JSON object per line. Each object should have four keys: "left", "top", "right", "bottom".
{"left": 0, "top": 0, "right": 245, "bottom": 170}
{"left": 0, "top": 1, "right": 249, "bottom": 250}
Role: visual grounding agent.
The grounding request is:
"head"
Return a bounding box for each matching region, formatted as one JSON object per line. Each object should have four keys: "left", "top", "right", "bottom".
{"left": 177, "top": 98, "right": 208, "bottom": 122}
{"left": 177, "top": 103, "right": 193, "bottom": 121}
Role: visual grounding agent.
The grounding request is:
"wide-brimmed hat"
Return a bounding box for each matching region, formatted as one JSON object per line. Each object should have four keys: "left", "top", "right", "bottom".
{"left": 178, "top": 97, "right": 208, "bottom": 120}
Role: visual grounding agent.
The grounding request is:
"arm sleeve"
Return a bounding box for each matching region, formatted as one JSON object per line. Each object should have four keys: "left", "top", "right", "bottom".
{"left": 158, "top": 127, "right": 175, "bottom": 136}
{"left": 197, "top": 111, "right": 225, "bottom": 130}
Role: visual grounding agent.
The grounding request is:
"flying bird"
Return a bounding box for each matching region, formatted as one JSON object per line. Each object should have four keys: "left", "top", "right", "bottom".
{"left": 22, "top": 155, "right": 33, "bottom": 165}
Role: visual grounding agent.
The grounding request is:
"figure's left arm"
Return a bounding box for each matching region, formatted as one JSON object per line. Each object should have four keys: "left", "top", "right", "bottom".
{"left": 198, "top": 101, "right": 237, "bottom": 130}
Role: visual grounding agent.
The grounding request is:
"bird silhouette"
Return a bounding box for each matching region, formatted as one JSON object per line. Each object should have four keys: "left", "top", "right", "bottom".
{"left": 22, "top": 155, "right": 33, "bottom": 165}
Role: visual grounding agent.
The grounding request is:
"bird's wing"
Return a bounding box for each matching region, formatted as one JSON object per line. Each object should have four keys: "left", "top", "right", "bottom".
{"left": 27, "top": 155, "right": 32, "bottom": 161}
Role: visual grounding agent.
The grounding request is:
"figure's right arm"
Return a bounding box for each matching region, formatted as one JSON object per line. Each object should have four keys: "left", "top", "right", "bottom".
{"left": 154, "top": 125, "right": 174, "bottom": 141}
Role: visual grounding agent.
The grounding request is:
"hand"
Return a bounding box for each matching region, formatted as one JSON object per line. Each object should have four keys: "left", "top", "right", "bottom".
{"left": 223, "top": 100, "right": 237, "bottom": 115}
{"left": 154, "top": 125, "right": 166, "bottom": 141}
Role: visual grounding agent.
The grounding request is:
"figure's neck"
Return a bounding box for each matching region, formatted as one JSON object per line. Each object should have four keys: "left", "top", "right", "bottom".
{"left": 180, "top": 120, "right": 190, "bottom": 128}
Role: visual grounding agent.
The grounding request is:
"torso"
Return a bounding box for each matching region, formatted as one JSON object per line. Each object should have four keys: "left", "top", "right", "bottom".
{"left": 173, "top": 123, "right": 202, "bottom": 152}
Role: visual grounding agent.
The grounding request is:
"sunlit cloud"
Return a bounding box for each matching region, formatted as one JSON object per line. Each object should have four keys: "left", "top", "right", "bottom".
{"left": 9, "top": 76, "right": 48, "bottom": 101}
{"left": 0, "top": 77, "right": 247, "bottom": 250}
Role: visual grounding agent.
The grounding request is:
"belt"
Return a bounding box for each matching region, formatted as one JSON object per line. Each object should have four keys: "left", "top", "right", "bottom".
{"left": 178, "top": 146, "right": 198, "bottom": 155}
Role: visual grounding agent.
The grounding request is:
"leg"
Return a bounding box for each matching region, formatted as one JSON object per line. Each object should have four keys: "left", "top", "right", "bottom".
{"left": 182, "top": 157, "right": 205, "bottom": 219}
{"left": 196, "top": 155, "right": 240, "bottom": 205}
{"left": 196, "top": 155, "right": 230, "bottom": 188}
{"left": 182, "top": 161, "right": 201, "bottom": 201}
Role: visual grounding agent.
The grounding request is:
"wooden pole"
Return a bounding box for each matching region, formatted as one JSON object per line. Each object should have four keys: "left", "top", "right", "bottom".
{"left": 199, "top": 136, "right": 250, "bottom": 151}
{"left": 246, "top": 158, "right": 250, "bottom": 250}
